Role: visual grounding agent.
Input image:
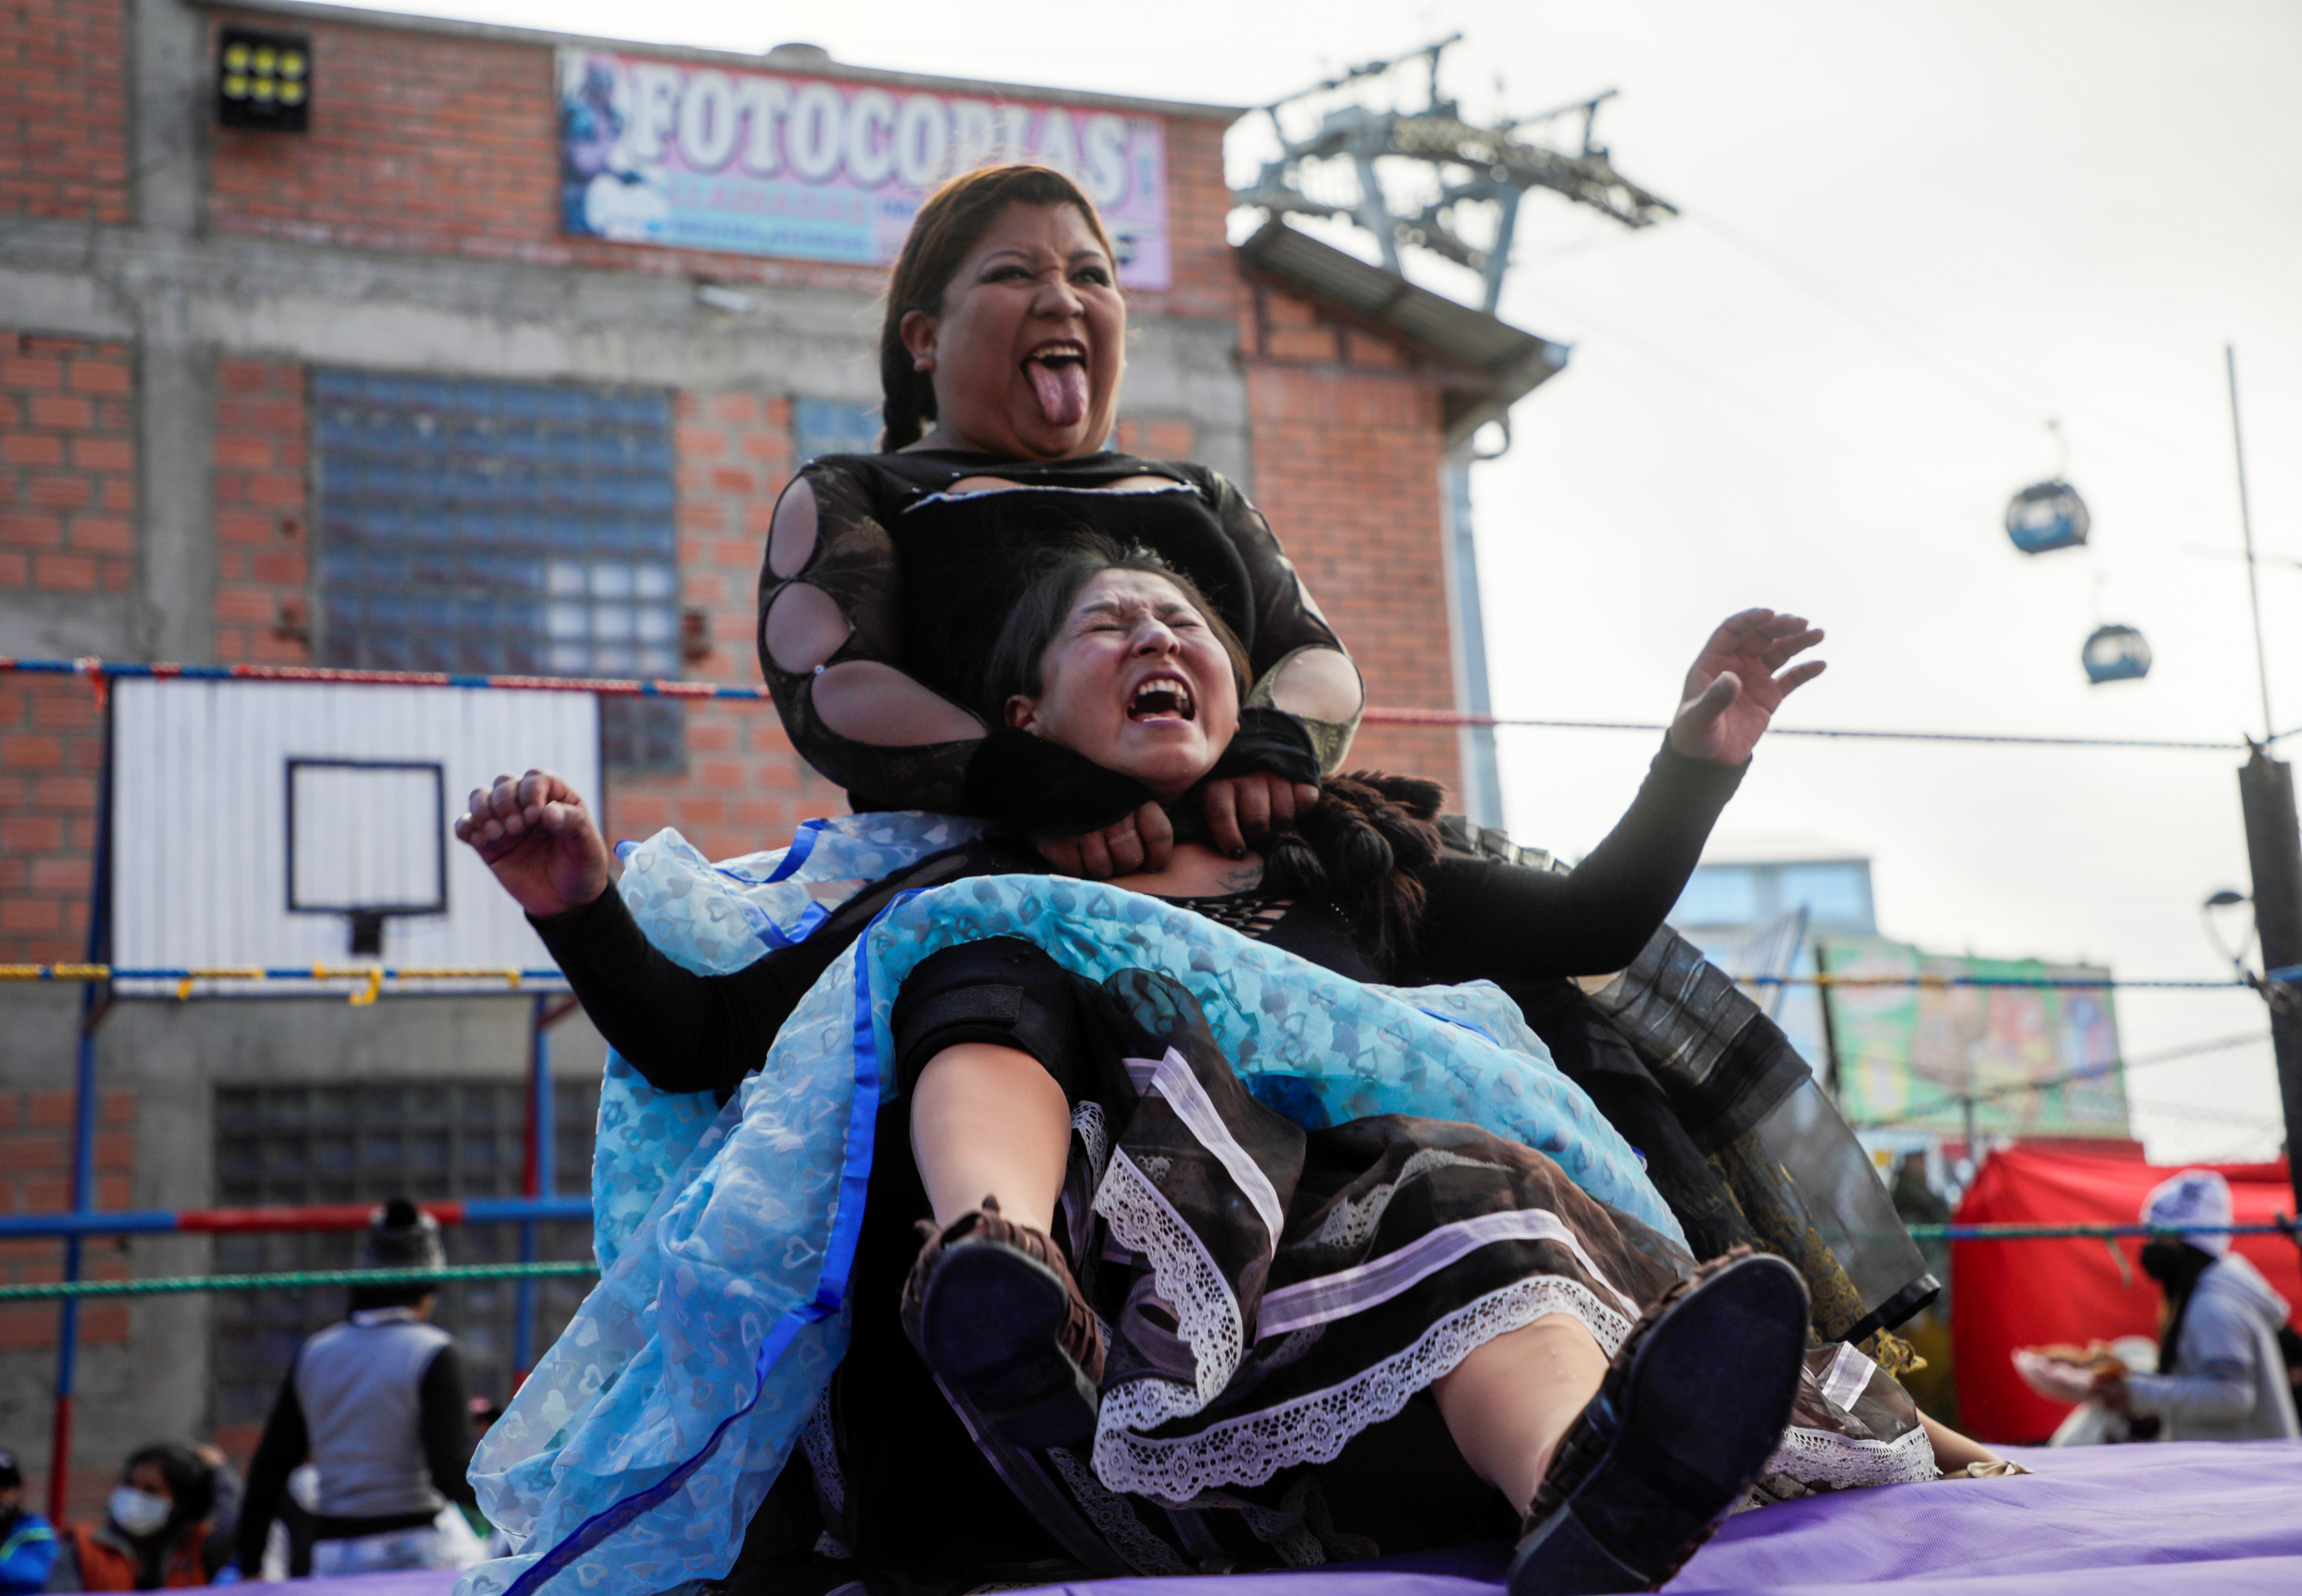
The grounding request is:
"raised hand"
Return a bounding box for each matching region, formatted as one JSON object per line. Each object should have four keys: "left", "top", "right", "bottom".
{"left": 454, "top": 767, "right": 611, "bottom": 918}
{"left": 1667, "top": 609, "right": 1826, "bottom": 766}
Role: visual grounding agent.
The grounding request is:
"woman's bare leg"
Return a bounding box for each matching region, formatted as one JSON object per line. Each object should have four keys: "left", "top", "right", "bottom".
{"left": 909, "top": 1042, "right": 1071, "bottom": 1233}
{"left": 1432, "top": 1313, "right": 1610, "bottom": 1516}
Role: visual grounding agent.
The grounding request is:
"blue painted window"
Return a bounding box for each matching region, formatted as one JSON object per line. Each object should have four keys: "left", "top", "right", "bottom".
{"left": 793, "top": 397, "right": 883, "bottom": 461}
{"left": 1672, "top": 859, "right": 1876, "bottom": 935}
{"left": 1777, "top": 862, "right": 1874, "bottom": 931}
{"left": 311, "top": 370, "right": 683, "bottom": 771}
{"left": 1673, "top": 865, "right": 1759, "bottom": 928}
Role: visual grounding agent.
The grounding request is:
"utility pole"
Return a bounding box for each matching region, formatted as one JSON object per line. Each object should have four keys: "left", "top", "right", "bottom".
{"left": 2238, "top": 752, "right": 2302, "bottom": 1213}
{"left": 2226, "top": 345, "right": 2302, "bottom": 1212}
{"left": 1234, "top": 41, "right": 1675, "bottom": 828}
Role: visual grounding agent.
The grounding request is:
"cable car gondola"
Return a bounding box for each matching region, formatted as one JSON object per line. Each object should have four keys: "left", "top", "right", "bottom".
{"left": 2005, "top": 479, "right": 2091, "bottom": 554}
{"left": 2082, "top": 623, "right": 2151, "bottom": 684}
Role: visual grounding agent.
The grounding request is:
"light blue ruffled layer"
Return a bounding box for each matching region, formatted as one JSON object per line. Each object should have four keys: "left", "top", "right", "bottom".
{"left": 458, "top": 820, "right": 1677, "bottom": 1596}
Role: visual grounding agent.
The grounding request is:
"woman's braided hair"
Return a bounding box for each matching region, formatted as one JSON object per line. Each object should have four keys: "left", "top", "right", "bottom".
{"left": 986, "top": 537, "right": 1447, "bottom": 967}
{"left": 878, "top": 164, "right": 1121, "bottom": 451}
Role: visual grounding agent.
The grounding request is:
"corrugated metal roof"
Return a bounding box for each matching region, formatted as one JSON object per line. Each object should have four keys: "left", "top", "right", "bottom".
{"left": 1237, "top": 220, "right": 1570, "bottom": 448}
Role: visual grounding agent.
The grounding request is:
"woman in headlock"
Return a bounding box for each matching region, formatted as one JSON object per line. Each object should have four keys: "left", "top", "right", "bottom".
{"left": 460, "top": 543, "right": 2001, "bottom": 1596}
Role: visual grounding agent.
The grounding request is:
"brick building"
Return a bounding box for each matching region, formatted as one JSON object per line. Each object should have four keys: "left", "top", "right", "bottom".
{"left": 0, "top": 0, "right": 1563, "bottom": 1508}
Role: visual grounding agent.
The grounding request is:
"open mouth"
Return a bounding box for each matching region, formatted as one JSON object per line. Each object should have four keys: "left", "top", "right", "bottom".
{"left": 1022, "top": 340, "right": 1089, "bottom": 428}
{"left": 1127, "top": 675, "right": 1195, "bottom": 722}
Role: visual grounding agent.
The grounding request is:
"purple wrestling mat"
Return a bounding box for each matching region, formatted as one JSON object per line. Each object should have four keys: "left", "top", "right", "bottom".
{"left": 247, "top": 1441, "right": 2302, "bottom": 1596}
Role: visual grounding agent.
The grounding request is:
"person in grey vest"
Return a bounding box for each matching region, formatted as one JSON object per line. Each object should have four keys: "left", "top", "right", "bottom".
{"left": 235, "top": 1200, "right": 480, "bottom": 1576}
{"left": 2090, "top": 1170, "right": 2300, "bottom": 1444}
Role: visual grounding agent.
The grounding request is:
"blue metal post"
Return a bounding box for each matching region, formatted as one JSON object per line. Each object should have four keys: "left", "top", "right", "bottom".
{"left": 514, "top": 994, "right": 554, "bottom": 1380}
{"left": 1442, "top": 461, "right": 1506, "bottom": 830}
{"left": 46, "top": 997, "right": 99, "bottom": 1524}
{"left": 49, "top": 703, "right": 114, "bottom": 1524}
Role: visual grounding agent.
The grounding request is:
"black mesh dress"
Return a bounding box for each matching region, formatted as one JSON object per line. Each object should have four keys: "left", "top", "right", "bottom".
{"left": 756, "top": 449, "right": 1359, "bottom": 813}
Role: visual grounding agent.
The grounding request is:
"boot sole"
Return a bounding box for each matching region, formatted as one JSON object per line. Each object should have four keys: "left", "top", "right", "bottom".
{"left": 919, "top": 1238, "right": 1100, "bottom": 1450}
{"left": 1508, "top": 1253, "right": 1808, "bottom": 1595}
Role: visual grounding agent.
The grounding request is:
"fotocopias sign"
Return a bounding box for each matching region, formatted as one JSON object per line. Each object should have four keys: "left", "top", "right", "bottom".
{"left": 558, "top": 51, "right": 1173, "bottom": 289}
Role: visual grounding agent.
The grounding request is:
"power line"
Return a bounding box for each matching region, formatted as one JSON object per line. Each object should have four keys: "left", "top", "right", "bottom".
{"left": 1682, "top": 211, "right": 2242, "bottom": 525}
{"left": 1515, "top": 283, "right": 1985, "bottom": 524}
{"left": 1365, "top": 705, "right": 2252, "bottom": 752}
{"left": 5, "top": 659, "right": 2266, "bottom": 750}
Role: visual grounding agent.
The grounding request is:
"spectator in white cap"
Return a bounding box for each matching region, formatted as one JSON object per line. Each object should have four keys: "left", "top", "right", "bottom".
{"left": 2088, "top": 1170, "right": 2299, "bottom": 1443}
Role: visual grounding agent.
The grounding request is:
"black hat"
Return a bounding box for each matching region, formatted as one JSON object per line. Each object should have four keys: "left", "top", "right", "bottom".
{"left": 360, "top": 1197, "right": 447, "bottom": 1278}
{"left": 0, "top": 1447, "right": 21, "bottom": 1488}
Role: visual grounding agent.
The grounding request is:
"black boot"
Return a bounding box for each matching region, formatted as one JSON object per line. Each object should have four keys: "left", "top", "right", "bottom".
{"left": 900, "top": 1197, "right": 1105, "bottom": 1450}
{"left": 1508, "top": 1250, "right": 1808, "bottom": 1595}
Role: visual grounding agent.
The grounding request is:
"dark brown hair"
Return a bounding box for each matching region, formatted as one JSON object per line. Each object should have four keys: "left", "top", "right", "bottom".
{"left": 978, "top": 534, "right": 1248, "bottom": 720}
{"left": 879, "top": 164, "right": 1121, "bottom": 451}
{"left": 986, "top": 539, "right": 1446, "bottom": 967}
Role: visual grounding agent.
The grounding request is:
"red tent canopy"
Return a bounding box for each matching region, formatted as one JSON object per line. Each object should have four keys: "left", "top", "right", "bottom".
{"left": 1952, "top": 1145, "right": 2298, "bottom": 1442}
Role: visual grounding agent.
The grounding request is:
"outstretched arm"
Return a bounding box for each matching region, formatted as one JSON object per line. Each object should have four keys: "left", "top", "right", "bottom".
{"left": 456, "top": 772, "right": 1027, "bottom": 1095}
{"left": 456, "top": 768, "right": 814, "bottom": 1094}
{"left": 1413, "top": 744, "right": 1746, "bottom": 982}
{"left": 1413, "top": 609, "right": 1824, "bottom": 984}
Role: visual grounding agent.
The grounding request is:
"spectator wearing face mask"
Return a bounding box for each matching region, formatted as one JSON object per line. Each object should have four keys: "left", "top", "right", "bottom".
{"left": 2090, "top": 1170, "right": 2302, "bottom": 1444}
{"left": 1, "top": 1450, "right": 60, "bottom": 1595}
{"left": 43, "top": 1443, "right": 225, "bottom": 1591}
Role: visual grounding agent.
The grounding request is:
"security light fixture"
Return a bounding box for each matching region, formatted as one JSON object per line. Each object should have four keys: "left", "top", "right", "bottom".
{"left": 218, "top": 27, "right": 310, "bottom": 132}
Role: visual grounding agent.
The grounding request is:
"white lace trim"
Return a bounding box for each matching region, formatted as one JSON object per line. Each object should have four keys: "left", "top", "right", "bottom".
{"left": 1759, "top": 1417, "right": 1939, "bottom": 1490}
{"left": 1303, "top": 1149, "right": 1487, "bottom": 1251}
{"left": 1044, "top": 1447, "right": 1191, "bottom": 1577}
{"left": 1070, "top": 1101, "right": 1111, "bottom": 1186}
{"left": 1093, "top": 1276, "right": 1630, "bottom": 1503}
{"left": 1092, "top": 1150, "right": 1244, "bottom": 1416}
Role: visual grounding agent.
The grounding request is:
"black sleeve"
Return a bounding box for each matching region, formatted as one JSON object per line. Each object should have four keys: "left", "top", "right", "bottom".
{"left": 756, "top": 460, "right": 977, "bottom": 813}
{"left": 528, "top": 885, "right": 830, "bottom": 1098}
{"left": 237, "top": 1362, "right": 310, "bottom": 1574}
{"left": 1199, "top": 468, "right": 1362, "bottom": 774}
{"left": 416, "top": 1344, "right": 479, "bottom": 1510}
{"left": 1199, "top": 469, "right": 1346, "bottom": 674}
{"left": 530, "top": 841, "right": 1031, "bottom": 1099}
{"left": 1412, "top": 743, "right": 1746, "bottom": 983}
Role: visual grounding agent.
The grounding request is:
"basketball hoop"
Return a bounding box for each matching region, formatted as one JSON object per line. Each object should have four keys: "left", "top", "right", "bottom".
{"left": 285, "top": 759, "right": 449, "bottom": 954}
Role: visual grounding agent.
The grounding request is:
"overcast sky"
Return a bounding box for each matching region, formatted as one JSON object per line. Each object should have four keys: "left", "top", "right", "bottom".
{"left": 354, "top": 0, "right": 2302, "bottom": 1161}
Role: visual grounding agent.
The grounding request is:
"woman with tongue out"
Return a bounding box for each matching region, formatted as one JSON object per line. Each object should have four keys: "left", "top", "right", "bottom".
{"left": 758, "top": 163, "right": 1362, "bottom": 867}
